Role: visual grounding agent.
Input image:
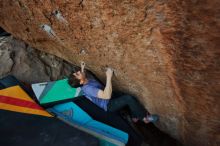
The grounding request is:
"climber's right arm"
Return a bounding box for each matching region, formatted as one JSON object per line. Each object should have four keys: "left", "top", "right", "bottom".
{"left": 97, "top": 68, "right": 113, "bottom": 99}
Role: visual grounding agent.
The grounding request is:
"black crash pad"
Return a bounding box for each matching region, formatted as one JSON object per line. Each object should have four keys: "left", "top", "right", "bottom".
{"left": 0, "top": 75, "right": 34, "bottom": 97}
{"left": 0, "top": 110, "right": 99, "bottom": 146}
{"left": 73, "top": 97, "right": 144, "bottom": 146}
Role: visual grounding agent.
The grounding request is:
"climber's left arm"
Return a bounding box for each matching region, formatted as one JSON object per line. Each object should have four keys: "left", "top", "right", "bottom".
{"left": 81, "top": 61, "right": 85, "bottom": 73}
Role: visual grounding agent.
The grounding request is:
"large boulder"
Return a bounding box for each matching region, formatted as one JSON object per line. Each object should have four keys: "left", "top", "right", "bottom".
{"left": 0, "top": 0, "right": 219, "bottom": 145}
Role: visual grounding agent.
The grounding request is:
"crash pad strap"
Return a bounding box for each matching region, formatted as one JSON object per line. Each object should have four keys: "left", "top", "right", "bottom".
{"left": 39, "top": 81, "right": 55, "bottom": 101}
{"left": 31, "top": 82, "right": 48, "bottom": 99}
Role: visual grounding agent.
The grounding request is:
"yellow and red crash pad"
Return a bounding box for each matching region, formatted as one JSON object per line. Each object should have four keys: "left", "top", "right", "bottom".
{"left": 0, "top": 86, "right": 52, "bottom": 117}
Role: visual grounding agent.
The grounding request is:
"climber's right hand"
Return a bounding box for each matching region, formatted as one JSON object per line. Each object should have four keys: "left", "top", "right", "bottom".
{"left": 106, "top": 68, "right": 113, "bottom": 79}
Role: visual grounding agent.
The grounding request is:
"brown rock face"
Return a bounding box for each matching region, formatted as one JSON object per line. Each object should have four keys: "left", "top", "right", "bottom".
{"left": 0, "top": 0, "right": 219, "bottom": 145}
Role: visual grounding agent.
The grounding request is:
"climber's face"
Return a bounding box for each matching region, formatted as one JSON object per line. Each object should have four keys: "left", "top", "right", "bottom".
{"left": 73, "top": 71, "right": 86, "bottom": 84}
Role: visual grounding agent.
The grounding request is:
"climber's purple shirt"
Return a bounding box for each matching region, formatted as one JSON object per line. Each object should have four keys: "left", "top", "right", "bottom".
{"left": 81, "top": 79, "right": 109, "bottom": 111}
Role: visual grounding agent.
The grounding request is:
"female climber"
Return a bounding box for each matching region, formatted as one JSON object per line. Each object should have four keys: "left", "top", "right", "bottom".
{"left": 68, "top": 62, "right": 159, "bottom": 124}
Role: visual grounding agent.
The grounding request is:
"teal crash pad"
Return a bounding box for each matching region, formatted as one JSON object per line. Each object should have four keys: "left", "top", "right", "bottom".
{"left": 48, "top": 102, "right": 128, "bottom": 146}
{"left": 31, "top": 79, "right": 82, "bottom": 104}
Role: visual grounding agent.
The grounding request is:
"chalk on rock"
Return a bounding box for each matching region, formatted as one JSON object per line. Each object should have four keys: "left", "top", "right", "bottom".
{"left": 53, "top": 10, "right": 68, "bottom": 25}
{"left": 40, "top": 24, "right": 56, "bottom": 38}
{"left": 80, "top": 48, "right": 87, "bottom": 55}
